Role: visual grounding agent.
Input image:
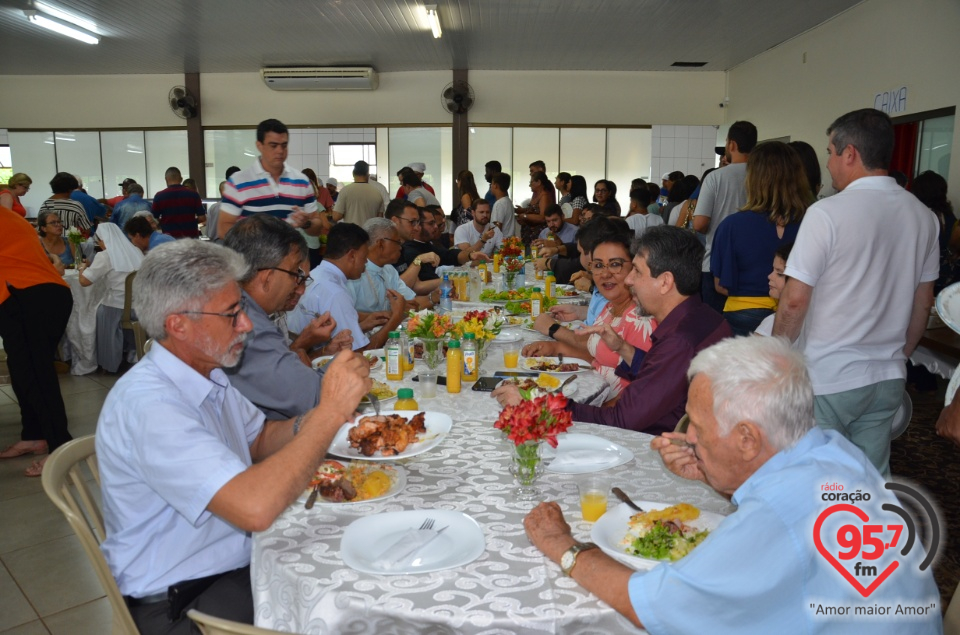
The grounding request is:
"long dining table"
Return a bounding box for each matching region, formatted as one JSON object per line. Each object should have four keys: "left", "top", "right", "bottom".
{"left": 251, "top": 303, "right": 734, "bottom": 634}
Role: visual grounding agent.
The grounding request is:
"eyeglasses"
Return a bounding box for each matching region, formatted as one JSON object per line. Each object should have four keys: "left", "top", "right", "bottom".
{"left": 381, "top": 237, "right": 403, "bottom": 247}
{"left": 590, "top": 259, "right": 628, "bottom": 274}
{"left": 594, "top": 188, "right": 609, "bottom": 193}
{"left": 398, "top": 216, "right": 421, "bottom": 226}
{"left": 45, "top": 220, "right": 63, "bottom": 226}
{"left": 259, "top": 267, "right": 312, "bottom": 286}
{"left": 177, "top": 296, "right": 247, "bottom": 327}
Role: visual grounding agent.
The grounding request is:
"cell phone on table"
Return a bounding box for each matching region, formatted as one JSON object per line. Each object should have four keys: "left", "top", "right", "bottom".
{"left": 472, "top": 377, "right": 503, "bottom": 392}
{"left": 494, "top": 371, "right": 538, "bottom": 378}
{"left": 412, "top": 374, "right": 447, "bottom": 386}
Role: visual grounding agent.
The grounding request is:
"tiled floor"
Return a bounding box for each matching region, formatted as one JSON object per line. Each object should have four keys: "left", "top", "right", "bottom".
{"left": 0, "top": 373, "right": 119, "bottom": 634}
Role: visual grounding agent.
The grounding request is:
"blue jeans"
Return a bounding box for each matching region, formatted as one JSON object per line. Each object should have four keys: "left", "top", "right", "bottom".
{"left": 723, "top": 308, "right": 773, "bottom": 337}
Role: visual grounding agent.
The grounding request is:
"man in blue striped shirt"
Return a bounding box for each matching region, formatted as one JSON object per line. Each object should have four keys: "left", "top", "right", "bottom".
{"left": 217, "top": 119, "right": 323, "bottom": 240}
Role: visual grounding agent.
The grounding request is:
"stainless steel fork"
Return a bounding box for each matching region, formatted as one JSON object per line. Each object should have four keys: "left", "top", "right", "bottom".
{"left": 367, "top": 391, "right": 381, "bottom": 415}
{"left": 419, "top": 518, "right": 435, "bottom": 531}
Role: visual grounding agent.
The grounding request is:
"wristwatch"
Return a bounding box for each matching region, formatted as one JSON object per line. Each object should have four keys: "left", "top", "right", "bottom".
{"left": 560, "top": 542, "right": 598, "bottom": 576}
{"left": 548, "top": 322, "right": 562, "bottom": 339}
{"left": 413, "top": 256, "right": 422, "bottom": 266}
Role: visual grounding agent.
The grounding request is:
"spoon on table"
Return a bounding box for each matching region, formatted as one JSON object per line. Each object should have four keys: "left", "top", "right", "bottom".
{"left": 612, "top": 487, "right": 646, "bottom": 513}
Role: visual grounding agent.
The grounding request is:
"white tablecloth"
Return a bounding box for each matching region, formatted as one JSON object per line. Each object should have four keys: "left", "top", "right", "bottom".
{"left": 252, "top": 342, "right": 732, "bottom": 634}
{"left": 62, "top": 270, "right": 105, "bottom": 375}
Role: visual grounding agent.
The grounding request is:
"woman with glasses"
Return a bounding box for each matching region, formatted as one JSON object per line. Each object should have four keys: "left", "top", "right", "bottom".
{"left": 0, "top": 173, "right": 31, "bottom": 218}
{"left": 710, "top": 141, "right": 810, "bottom": 336}
{"left": 521, "top": 231, "right": 654, "bottom": 398}
{"left": 36, "top": 210, "right": 74, "bottom": 273}
{"left": 78, "top": 223, "right": 144, "bottom": 373}
{"left": 593, "top": 179, "right": 621, "bottom": 215}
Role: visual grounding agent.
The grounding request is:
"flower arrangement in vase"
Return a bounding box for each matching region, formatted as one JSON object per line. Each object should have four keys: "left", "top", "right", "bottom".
{"left": 406, "top": 309, "right": 456, "bottom": 369}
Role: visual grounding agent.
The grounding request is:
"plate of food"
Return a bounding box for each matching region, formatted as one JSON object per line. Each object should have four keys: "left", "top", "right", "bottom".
{"left": 328, "top": 410, "right": 454, "bottom": 460}
{"left": 359, "top": 380, "right": 398, "bottom": 407}
{"left": 521, "top": 356, "right": 592, "bottom": 374}
{"left": 299, "top": 460, "right": 406, "bottom": 506}
{"left": 498, "top": 373, "right": 576, "bottom": 397}
{"left": 541, "top": 433, "right": 633, "bottom": 473}
{"left": 591, "top": 502, "right": 725, "bottom": 571}
{"left": 312, "top": 351, "right": 382, "bottom": 372}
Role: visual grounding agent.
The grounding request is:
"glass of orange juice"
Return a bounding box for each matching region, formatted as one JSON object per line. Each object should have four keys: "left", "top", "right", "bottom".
{"left": 578, "top": 477, "right": 608, "bottom": 522}
{"left": 503, "top": 342, "right": 521, "bottom": 368}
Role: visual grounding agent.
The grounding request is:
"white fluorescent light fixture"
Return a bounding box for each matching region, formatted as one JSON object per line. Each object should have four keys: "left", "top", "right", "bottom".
{"left": 35, "top": 1, "right": 98, "bottom": 32}
{"left": 24, "top": 8, "right": 100, "bottom": 44}
{"left": 425, "top": 4, "right": 441, "bottom": 39}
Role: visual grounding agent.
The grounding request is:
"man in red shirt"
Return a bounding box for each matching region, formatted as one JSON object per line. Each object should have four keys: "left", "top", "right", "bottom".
{"left": 151, "top": 167, "right": 206, "bottom": 239}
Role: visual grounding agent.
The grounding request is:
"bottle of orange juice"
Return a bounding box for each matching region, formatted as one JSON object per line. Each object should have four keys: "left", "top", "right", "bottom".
{"left": 462, "top": 333, "right": 479, "bottom": 381}
{"left": 530, "top": 287, "right": 543, "bottom": 317}
{"left": 394, "top": 388, "right": 419, "bottom": 411}
{"left": 446, "top": 339, "right": 462, "bottom": 393}
{"left": 492, "top": 248, "right": 502, "bottom": 273}
{"left": 544, "top": 271, "right": 555, "bottom": 298}
{"left": 385, "top": 331, "right": 404, "bottom": 380}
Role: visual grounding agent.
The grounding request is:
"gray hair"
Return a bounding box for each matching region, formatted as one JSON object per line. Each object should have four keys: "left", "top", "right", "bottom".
{"left": 363, "top": 217, "right": 398, "bottom": 243}
{"left": 222, "top": 215, "right": 308, "bottom": 283}
{"left": 37, "top": 210, "right": 59, "bottom": 236}
{"left": 133, "top": 210, "right": 156, "bottom": 222}
{"left": 127, "top": 183, "right": 144, "bottom": 196}
{"left": 687, "top": 336, "right": 814, "bottom": 452}
{"left": 133, "top": 240, "right": 249, "bottom": 340}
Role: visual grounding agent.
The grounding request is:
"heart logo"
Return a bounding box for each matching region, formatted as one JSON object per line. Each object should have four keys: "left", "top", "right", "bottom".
{"left": 813, "top": 504, "right": 899, "bottom": 597}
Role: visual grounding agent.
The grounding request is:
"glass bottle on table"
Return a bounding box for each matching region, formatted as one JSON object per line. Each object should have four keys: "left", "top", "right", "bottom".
{"left": 385, "top": 331, "right": 404, "bottom": 380}
{"left": 462, "top": 333, "right": 479, "bottom": 381}
{"left": 446, "top": 339, "right": 462, "bottom": 393}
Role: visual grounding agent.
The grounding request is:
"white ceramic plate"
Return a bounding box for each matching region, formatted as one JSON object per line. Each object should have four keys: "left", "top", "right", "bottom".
{"left": 340, "top": 509, "right": 485, "bottom": 575}
{"left": 591, "top": 502, "right": 727, "bottom": 571}
{"left": 496, "top": 375, "right": 577, "bottom": 398}
{"left": 298, "top": 463, "right": 407, "bottom": 506}
{"left": 312, "top": 352, "right": 383, "bottom": 372}
{"left": 541, "top": 433, "right": 634, "bottom": 473}
{"left": 936, "top": 282, "right": 960, "bottom": 335}
{"left": 521, "top": 356, "right": 592, "bottom": 374}
{"left": 328, "top": 411, "right": 453, "bottom": 461}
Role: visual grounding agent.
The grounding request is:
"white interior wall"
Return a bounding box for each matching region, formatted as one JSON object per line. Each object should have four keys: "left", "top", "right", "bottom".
{"left": 724, "top": 0, "right": 960, "bottom": 196}
{"left": 0, "top": 70, "right": 726, "bottom": 130}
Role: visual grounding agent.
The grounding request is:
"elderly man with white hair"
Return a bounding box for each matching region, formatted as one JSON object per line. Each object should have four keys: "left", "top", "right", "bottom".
{"left": 524, "top": 336, "right": 940, "bottom": 634}
{"left": 346, "top": 217, "right": 437, "bottom": 312}
{"left": 96, "top": 240, "right": 371, "bottom": 634}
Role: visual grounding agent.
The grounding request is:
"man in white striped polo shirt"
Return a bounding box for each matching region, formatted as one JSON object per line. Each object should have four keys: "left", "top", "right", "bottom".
{"left": 216, "top": 119, "right": 325, "bottom": 240}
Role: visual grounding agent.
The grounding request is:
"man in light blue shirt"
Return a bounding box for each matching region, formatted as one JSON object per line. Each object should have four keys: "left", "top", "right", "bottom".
{"left": 347, "top": 218, "right": 426, "bottom": 313}
{"left": 523, "top": 336, "right": 941, "bottom": 634}
{"left": 96, "top": 240, "right": 371, "bottom": 634}
{"left": 290, "top": 222, "right": 407, "bottom": 351}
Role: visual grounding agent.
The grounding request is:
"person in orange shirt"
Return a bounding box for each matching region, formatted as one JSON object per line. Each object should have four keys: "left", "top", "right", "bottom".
{"left": 0, "top": 206, "right": 74, "bottom": 476}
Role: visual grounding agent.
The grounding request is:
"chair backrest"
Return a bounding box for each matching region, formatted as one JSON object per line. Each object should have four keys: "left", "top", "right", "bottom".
{"left": 187, "top": 609, "right": 288, "bottom": 634}
{"left": 122, "top": 271, "right": 137, "bottom": 324}
{"left": 41, "top": 436, "right": 140, "bottom": 635}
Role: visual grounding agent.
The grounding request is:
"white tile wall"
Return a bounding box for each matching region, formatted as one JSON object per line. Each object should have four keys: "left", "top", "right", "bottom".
{"left": 651, "top": 125, "right": 720, "bottom": 183}
{"left": 286, "top": 127, "right": 376, "bottom": 185}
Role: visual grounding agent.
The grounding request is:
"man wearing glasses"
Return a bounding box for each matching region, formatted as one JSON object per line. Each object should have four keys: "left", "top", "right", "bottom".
{"left": 385, "top": 199, "right": 442, "bottom": 291}
{"left": 222, "top": 215, "right": 353, "bottom": 420}
{"left": 96, "top": 239, "right": 371, "bottom": 632}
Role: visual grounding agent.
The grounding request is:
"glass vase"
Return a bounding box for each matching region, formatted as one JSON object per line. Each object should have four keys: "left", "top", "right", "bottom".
{"left": 418, "top": 337, "right": 445, "bottom": 370}
{"left": 509, "top": 439, "right": 544, "bottom": 501}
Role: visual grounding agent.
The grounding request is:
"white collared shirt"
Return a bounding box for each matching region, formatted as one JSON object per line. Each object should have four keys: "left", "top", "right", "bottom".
{"left": 97, "top": 343, "right": 266, "bottom": 597}
{"left": 289, "top": 260, "right": 370, "bottom": 349}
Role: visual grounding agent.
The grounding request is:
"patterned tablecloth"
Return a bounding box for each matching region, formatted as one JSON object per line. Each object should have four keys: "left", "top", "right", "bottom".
{"left": 252, "top": 336, "right": 733, "bottom": 634}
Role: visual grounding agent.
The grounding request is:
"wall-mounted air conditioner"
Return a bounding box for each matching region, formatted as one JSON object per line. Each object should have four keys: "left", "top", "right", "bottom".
{"left": 260, "top": 67, "right": 379, "bottom": 91}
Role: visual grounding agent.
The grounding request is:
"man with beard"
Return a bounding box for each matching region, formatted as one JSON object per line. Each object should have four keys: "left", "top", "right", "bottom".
{"left": 453, "top": 198, "right": 502, "bottom": 257}
{"left": 222, "top": 215, "right": 354, "bottom": 420}
{"left": 96, "top": 240, "right": 371, "bottom": 633}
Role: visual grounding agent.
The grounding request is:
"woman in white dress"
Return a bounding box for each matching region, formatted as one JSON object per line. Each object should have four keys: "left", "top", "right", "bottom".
{"left": 78, "top": 223, "right": 144, "bottom": 372}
